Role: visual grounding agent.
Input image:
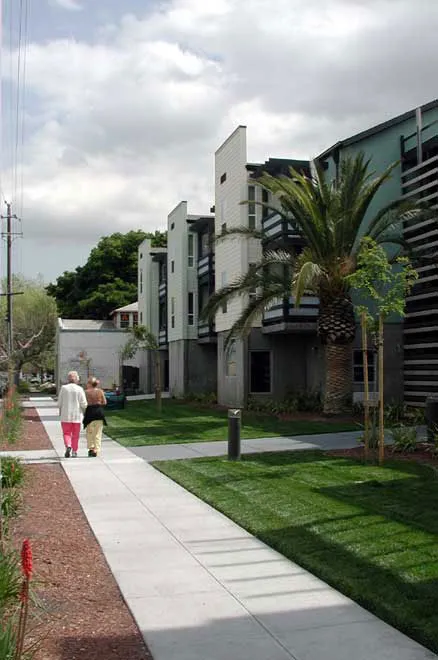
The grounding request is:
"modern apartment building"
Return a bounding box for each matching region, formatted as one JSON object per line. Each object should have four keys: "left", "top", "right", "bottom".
{"left": 214, "top": 126, "right": 323, "bottom": 407}
{"left": 137, "top": 99, "right": 438, "bottom": 407}
{"left": 318, "top": 99, "right": 438, "bottom": 406}
{"left": 137, "top": 238, "right": 169, "bottom": 394}
{"left": 166, "top": 201, "right": 217, "bottom": 396}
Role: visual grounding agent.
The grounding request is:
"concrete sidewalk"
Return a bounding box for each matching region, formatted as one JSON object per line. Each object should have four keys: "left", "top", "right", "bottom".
{"left": 37, "top": 400, "right": 436, "bottom": 660}
{"left": 128, "top": 429, "right": 363, "bottom": 462}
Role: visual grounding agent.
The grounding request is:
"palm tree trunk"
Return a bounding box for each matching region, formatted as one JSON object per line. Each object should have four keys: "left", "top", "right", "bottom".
{"left": 323, "top": 343, "right": 353, "bottom": 415}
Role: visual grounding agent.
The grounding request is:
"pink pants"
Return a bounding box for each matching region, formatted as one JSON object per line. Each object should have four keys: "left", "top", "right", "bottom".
{"left": 61, "top": 422, "right": 81, "bottom": 452}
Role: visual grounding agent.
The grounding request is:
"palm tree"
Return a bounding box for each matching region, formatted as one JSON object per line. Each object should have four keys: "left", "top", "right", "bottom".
{"left": 203, "top": 153, "right": 426, "bottom": 415}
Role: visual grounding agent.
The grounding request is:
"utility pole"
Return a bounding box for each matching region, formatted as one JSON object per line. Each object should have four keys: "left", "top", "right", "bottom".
{"left": 1, "top": 201, "right": 23, "bottom": 386}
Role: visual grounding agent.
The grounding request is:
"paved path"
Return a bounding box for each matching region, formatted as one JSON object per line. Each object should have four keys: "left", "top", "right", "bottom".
{"left": 128, "top": 430, "right": 363, "bottom": 462}
{"left": 33, "top": 398, "right": 436, "bottom": 660}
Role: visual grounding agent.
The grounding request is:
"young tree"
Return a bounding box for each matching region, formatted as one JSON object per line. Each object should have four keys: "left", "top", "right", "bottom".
{"left": 203, "top": 153, "right": 427, "bottom": 414}
{"left": 347, "top": 237, "right": 418, "bottom": 464}
{"left": 121, "top": 325, "right": 162, "bottom": 412}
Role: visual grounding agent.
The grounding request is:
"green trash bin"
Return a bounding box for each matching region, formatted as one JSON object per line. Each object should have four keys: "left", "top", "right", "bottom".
{"left": 104, "top": 391, "right": 126, "bottom": 410}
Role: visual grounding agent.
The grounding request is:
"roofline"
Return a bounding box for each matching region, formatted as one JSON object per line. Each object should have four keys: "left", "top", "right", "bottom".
{"left": 317, "top": 98, "right": 438, "bottom": 161}
{"left": 215, "top": 125, "right": 247, "bottom": 155}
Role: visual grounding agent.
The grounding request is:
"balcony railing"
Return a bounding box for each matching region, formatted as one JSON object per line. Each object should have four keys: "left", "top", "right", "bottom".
{"left": 198, "top": 254, "right": 215, "bottom": 279}
{"left": 262, "top": 212, "right": 301, "bottom": 243}
{"left": 198, "top": 320, "right": 216, "bottom": 340}
{"left": 158, "top": 328, "right": 167, "bottom": 346}
{"left": 263, "top": 295, "right": 319, "bottom": 332}
{"left": 159, "top": 281, "right": 167, "bottom": 298}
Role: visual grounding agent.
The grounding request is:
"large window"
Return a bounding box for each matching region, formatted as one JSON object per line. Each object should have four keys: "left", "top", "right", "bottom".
{"left": 248, "top": 262, "right": 257, "bottom": 303}
{"left": 353, "top": 349, "right": 376, "bottom": 384}
{"left": 188, "top": 234, "right": 194, "bottom": 267}
{"left": 262, "top": 188, "right": 270, "bottom": 220}
{"left": 139, "top": 269, "right": 143, "bottom": 294}
{"left": 171, "top": 297, "right": 175, "bottom": 329}
{"left": 159, "top": 302, "right": 166, "bottom": 330}
{"left": 200, "top": 231, "right": 210, "bottom": 257}
{"left": 188, "top": 292, "right": 194, "bottom": 326}
{"left": 250, "top": 351, "right": 271, "bottom": 393}
{"left": 248, "top": 185, "right": 256, "bottom": 229}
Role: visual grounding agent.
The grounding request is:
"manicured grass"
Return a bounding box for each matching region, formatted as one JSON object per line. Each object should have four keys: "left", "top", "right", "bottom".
{"left": 105, "top": 399, "right": 357, "bottom": 446}
{"left": 154, "top": 451, "right": 438, "bottom": 653}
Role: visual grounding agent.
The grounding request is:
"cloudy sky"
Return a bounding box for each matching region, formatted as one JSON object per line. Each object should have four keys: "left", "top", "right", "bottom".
{"left": 2, "top": 0, "right": 438, "bottom": 284}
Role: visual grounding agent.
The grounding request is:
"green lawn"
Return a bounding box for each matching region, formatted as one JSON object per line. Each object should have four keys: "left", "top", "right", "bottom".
{"left": 154, "top": 451, "right": 438, "bottom": 654}
{"left": 105, "top": 399, "right": 357, "bottom": 446}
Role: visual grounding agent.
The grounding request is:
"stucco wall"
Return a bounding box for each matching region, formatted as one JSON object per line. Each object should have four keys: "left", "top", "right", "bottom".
{"left": 57, "top": 329, "right": 145, "bottom": 391}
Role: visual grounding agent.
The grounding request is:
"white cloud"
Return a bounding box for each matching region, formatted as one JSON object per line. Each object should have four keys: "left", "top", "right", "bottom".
{"left": 50, "top": 0, "right": 83, "bottom": 11}
{"left": 5, "top": 0, "right": 438, "bottom": 280}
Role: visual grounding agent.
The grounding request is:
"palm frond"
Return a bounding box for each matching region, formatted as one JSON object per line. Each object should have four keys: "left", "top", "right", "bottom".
{"left": 293, "top": 258, "right": 322, "bottom": 304}
{"left": 215, "top": 226, "right": 263, "bottom": 242}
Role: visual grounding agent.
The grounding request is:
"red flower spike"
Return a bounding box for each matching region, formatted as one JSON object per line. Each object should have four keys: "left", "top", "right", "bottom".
{"left": 21, "top": 539, "right": 33, "bottom": 579}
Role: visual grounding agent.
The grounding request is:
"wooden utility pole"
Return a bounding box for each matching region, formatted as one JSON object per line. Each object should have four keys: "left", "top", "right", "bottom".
{"left": 1, "top": 202, "right": 23, "bottom": 386}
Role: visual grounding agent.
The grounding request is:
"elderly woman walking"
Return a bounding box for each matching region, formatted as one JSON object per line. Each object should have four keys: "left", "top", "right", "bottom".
{"left": 83, "top": 377, "right": 107, "bottom": 457}
{"left": 58, "top": 371, "right": 87, "bottom": 458}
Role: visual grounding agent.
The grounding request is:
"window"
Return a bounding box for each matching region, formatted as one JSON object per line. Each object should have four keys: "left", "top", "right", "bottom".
{"left": 139, "top": 269, "right": 143, "bottom": 294}
{"left": 171, "top": 260, "right": 174, "bottom": 273}
{"left": 159, "top": 301, "right": 166, "bottom": 330}
{"left": 201, "top": 231, "right": 210, "bottom": 257}
{"left": 170, "top": 222, "right": 175, "bottom": 230}
{"left": 140, "top": 312, "right": 143, "bottom": 324}
{"left": 221, "top": 272, "right": 227, "bottom": 313}
{"left": 133, "top": 312, "right": 138, "bottom": 327}
{"left": 262, "top": 188, "right": 269, "bottom": 220}
{"left": 220, "top": 172, "right": 227, "bottom": 184}
{"left": 159, "top": 261, "right": 166, "bottom": 284}
{"left": 140, "top": 252, "right": 143, "bottom": 259}
{"left": 221, "top": 222, "right": 227, "bottom": 233}
{"left": 248, "top": 185, "right": 256, "bottom": 229}
{"left": 248, "top": 263, "right": 256, "bottom": 303}
{"left": 250, "top": 351, "right": 271, "bottom": 393}
{"left": 188, "top": 292, "right": 194, "bottom": 326}
{"left": 353, "top": 350, "right": 376, "bottom": 384}
{"left": 188, "top": 234, "right": 194, "bottom": 267}
{"left": 226, "top": 341, "right": 237, "bottom": 377}
{"left": 120, "top": 313, "right": 130, "bottom": 329}
{"left": 171, "top": 297, "right": 175, "bottom": 329}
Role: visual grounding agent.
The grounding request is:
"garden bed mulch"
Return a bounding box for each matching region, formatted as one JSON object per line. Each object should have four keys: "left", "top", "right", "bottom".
{"left": 329, "top": 442, "right": 438, "bottom": 468}
{"left": 8, "top": 415, "right": 152, "bottom": 660}
{"left": 0, "top": 407, "right": 52, "bottom": 451}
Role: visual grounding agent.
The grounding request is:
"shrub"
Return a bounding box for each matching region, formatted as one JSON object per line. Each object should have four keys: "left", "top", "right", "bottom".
{"left": 0, "top": 387, "right": 23, "bottom": 445}
{"left": 185, "top": 392, "right": 217, "bottom": 405}
{"left": 17, "top": 381, "right": 30, "bottom": 394}
{"left": 0, "top": 549, "right": 21, "bottom": 615}
{"left": 1, "top": 488, "right": 21, "bottom": 519}
{"left": 1, "top": 458, "right": 24, "bottom": 489}
{"left": 391, "top": 425, "right": 418, "bottom": 453}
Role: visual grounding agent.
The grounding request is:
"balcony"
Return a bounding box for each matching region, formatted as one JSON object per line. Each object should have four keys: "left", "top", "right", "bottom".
{"left": 198, "top": 254, "right": 215, "bottom": 280}
{"left": 159, "top": 281, "right": 167, "bottom": 298}
{"left": 262, "top": 212, "right": 302, "bottom": 245}
{"left": 197, "top": 320, "right": 216, "bottom": 343}
{"left": 158, "top": 327, "right": 167, "bottom": 347}
{"left": 263, "top": 296, "right": 319, "bottom": 333}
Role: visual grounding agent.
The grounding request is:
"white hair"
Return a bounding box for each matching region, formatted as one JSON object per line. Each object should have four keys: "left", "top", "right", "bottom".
{"left": 67, "top": 371, "right": 79, "bottom": 383}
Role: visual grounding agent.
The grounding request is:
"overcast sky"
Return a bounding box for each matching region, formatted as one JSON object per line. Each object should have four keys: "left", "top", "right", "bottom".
{"left": 2, "top": 0, "right": 438, "bottom": 284}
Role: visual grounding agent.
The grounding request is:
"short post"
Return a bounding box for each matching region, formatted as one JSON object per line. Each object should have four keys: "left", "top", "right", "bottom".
{"left": 228, "top": 409, "right": 241, "bottom": 460}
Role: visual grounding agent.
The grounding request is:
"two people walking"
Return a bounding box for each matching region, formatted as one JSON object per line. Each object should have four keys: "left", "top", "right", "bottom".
{"left": 58, "top": 371, "right": 107, "bottom": 458}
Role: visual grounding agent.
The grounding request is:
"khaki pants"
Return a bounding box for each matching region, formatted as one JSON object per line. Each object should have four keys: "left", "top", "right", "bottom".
{"left": 86, "top": 420, "right": 104, "bottom": 455}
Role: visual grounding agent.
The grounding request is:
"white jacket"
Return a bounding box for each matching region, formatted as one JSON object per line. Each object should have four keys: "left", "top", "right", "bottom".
{"left": 58, "top": 383, "right": 87, "bottom": 423}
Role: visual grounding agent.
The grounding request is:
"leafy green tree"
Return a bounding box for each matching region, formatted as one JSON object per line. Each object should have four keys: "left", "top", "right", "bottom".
{"left": 203, "top": 154, "right": 426, "bottom": 414}
{"left": 347, "top": 237, "right": 418, "bottom": 463}
{"left": 47, "top": 229, "right": 167, "bottom": 319}
{"left": 0, "top": 276, "right": 57, "bottom": 380}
